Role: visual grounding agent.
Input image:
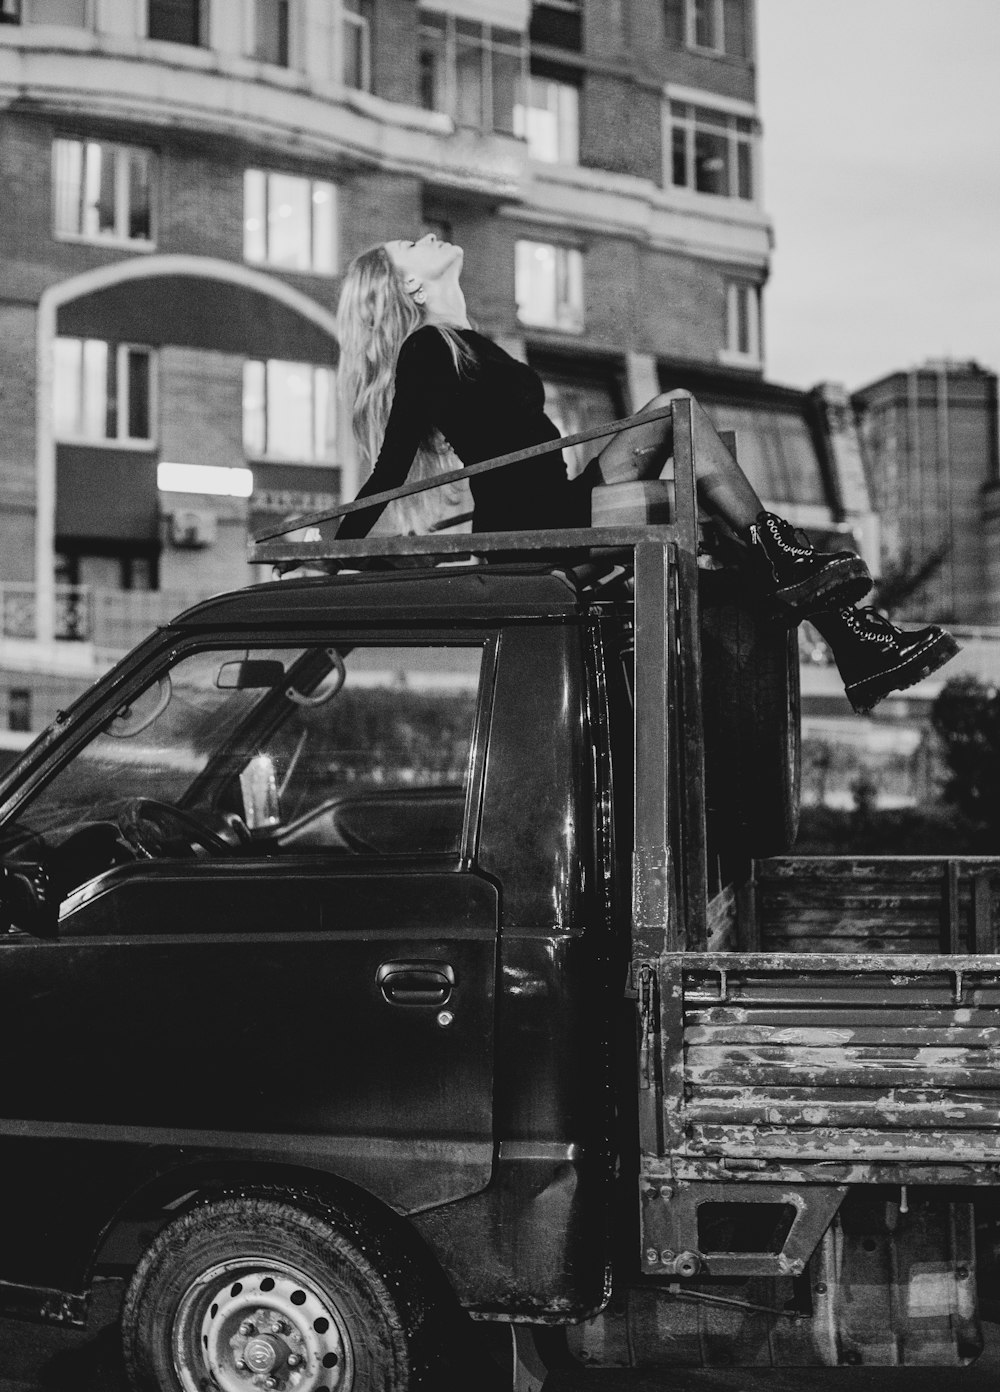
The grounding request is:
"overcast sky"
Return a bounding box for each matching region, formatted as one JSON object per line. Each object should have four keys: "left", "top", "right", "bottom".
{"left": 756, "top": 0, "right": 1000, "bottom": 391}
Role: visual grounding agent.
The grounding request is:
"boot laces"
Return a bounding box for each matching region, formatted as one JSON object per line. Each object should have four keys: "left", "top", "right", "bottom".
{"left": 842, "top": 605, "right": 897, "bottom": 643}
{"left": 763, "top": 513, "right": 813, "bottom": 557}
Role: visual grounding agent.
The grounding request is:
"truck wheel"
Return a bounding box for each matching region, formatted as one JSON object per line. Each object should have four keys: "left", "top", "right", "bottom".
{"left": 699, "top": 569, "right": 801, "bottom": 858}
{"left": 121, "top": 1192, "right": 428, "bottom": 1392}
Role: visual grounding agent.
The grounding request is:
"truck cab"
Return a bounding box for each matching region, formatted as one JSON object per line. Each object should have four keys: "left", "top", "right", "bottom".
{"left": 0, "top": 399, "right": 997, "bottom": 1389}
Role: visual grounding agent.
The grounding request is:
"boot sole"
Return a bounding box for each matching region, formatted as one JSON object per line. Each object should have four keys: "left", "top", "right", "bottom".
{"left": 845, "top": 631, "right": 961, "bottom": 715}
{"left": 770, "top": 556, "right": 873, "bottom": 624}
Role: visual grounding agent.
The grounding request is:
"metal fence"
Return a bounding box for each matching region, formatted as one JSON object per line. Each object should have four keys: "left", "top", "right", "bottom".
{"left": 0, "top": 585, "right": 214, "bottom": 655}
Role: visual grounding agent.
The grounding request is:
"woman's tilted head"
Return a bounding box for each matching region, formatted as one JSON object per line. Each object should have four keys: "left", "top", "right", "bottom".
{"left": 384, "top": 233, "right": 463, "bottom": 293}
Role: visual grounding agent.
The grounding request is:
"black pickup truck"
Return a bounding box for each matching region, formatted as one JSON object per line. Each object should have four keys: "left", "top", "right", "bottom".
{"left": 0, "top": 400, "right": 997, "bottom": 1390}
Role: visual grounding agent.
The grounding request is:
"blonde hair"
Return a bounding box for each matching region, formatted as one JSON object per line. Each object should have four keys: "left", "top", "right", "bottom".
{"left": 336, "top": 244, "right": 474, "bottom": 534}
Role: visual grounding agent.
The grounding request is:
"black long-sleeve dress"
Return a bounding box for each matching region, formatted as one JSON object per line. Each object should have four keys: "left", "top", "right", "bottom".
{"left": 335, "top": 326, "right": 588, "bottom": 539}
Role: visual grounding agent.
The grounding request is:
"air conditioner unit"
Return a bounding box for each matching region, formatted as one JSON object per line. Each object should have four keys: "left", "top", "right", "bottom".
{"left": 169, "top": 508, "right": 217, "bottom": 549}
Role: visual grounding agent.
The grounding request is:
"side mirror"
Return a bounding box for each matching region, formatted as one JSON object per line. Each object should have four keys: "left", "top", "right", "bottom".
{"left": 1, "top": 861, "right": 58, "bottom": 938}
{"left": 217, "top": 659, "right": 286, "bottom": 691}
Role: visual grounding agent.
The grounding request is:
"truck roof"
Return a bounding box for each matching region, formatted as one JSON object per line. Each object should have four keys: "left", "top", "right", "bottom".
{"left": 169, "top": 563, "right": 589, "bottom": 631}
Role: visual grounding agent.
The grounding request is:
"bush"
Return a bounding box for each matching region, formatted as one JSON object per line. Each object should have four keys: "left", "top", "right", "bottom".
{"left": 793, "top": 801, "right": 978, "bottom": 856}
{"left": 931, "top": 676, "right": 1000, "bottom": 843}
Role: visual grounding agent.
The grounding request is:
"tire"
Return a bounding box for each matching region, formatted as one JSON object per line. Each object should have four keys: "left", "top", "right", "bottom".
{"left": 699, "top": 568, "right": 801, "bottom": 859}
{"left": 121, "top": 1190, "right": 435, "bottom": 1392}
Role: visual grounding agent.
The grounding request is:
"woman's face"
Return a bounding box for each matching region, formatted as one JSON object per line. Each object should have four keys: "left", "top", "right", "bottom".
{"left": 385, "top": 233, "right": 463, "bottom": 285}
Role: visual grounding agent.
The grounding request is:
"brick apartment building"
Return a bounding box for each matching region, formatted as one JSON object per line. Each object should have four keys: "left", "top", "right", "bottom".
{"left": 853, "top": 361, "right": 1000, "bottom": 626}
{"left": 0, "top": 0, "right": 874, "bottom": 738}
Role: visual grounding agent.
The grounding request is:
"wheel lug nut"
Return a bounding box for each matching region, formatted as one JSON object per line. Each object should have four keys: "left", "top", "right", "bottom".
{"left": 265, "top": 1379, "right": 278, "bottom": 1390}
{"left": 287, "top": 1353, "right": 301, "bottom": 1367}
{"left": 235, "top": 1359, "right": 248, "bottom": 1371}
{"left": 239, "top": 1320, "right": 256, "bottom": 1336}
{"left": 275, "top": 1318, "right": 291, "bottom": 1334}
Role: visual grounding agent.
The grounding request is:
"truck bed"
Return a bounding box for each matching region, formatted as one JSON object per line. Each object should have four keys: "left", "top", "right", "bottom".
{"left": 658, "top": 950, "right": 1000, "bottom": 1185}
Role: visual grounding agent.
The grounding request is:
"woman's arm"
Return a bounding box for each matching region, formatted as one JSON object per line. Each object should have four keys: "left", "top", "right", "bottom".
{"left": 335, "top": 328, "right": 455, "bottom": 540}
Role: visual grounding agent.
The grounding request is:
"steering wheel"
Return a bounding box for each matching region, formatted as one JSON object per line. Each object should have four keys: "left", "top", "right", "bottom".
{"left": 118, "top": 799, "right": 248, "bottom": 860}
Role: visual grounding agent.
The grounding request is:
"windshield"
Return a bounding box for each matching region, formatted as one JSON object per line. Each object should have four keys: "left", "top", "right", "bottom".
{"left": 20, "top": 647, "right": 299, "bottom": 843}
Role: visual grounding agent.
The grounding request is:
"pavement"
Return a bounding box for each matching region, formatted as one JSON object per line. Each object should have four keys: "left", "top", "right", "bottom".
{"left": 0, "top": 1281, "right": 996, "bottom": 1392}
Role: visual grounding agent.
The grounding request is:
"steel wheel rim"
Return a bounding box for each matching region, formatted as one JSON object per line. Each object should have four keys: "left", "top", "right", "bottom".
{"left": 172, "top": 1256, "right": 354, "bottom": 1392}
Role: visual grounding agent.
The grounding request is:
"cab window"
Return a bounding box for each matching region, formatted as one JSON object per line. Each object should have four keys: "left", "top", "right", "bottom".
{"left": 11, "top": 642, "right": 485, "bottom": 895}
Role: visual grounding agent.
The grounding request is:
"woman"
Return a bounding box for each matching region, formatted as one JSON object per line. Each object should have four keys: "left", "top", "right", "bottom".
{"left": 333, "top": 233, "right": 957, "bottom": 713}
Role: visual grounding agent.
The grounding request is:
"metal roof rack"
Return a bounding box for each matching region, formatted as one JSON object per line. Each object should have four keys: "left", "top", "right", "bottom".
{"left": 248, "top": 400, "right": 705, "bottom": 570}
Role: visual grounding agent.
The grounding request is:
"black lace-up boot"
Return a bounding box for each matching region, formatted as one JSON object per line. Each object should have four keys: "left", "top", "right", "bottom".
{"left": 813, "top": 606, "right": 961, "bottom": 714}
{"left": 748, "top": 512, "right": 873, "bottom": 622}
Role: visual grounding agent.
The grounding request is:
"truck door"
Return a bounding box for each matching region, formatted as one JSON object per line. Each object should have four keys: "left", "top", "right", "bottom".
{"left": 0, "top": 635, "right": 496, "bottom": 1292}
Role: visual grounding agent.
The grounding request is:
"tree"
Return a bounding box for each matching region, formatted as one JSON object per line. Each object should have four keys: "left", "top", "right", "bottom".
{"left": 930, "top": 676, "right": 1000, "bottom": 842}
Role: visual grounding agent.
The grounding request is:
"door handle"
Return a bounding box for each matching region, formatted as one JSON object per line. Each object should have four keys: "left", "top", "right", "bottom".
{"left": 377, "top": 961, "right": 455, "bottom": 1007}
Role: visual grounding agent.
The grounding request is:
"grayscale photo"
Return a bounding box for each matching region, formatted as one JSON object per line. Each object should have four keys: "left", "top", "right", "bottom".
{"left": 0, "top": 1, "right": 997, "bottom": 1388}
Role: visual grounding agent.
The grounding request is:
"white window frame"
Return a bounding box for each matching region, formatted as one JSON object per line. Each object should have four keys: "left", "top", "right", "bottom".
{"left": 52, "top": 138, "right": 156, "bottom": 248}
{"left": 342, "top": 0, "right": 373, "bottom": 91}
{"left": 243, "top": 169, "right": 338, "bottom": 276}
{"left": 513, "top": 74, "right": 579, "bottom": 164}
{"left": 515, "top": 240, "right": 584, "bottom": 334}
{"left": 665, "top": 92, "right": 758, "bottom": 203}
{"left": 54, "top": 338, "right": 157, "bottom": 447}
{"left": 720, "top": 280, "right": 762, "bottom": 367}
{"left": 418, "top": 8, "right": 527, "bottom": 137}
{"left": 243, "top": 359, "right": 338, "bottom": 464}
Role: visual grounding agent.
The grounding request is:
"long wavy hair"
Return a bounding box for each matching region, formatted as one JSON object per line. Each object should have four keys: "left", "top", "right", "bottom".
{"left": 336, "top": 244, "right": 474, "bottom": 534}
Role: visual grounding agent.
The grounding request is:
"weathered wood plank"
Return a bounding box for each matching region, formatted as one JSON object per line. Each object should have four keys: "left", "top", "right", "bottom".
{"left": 688, "top": 1085, "right": 1000, "bottom": 1105}
{"left": 685, "top": 1099, "right": 1000, "bottom": 1129}
{"left": 686, "top": 1063, "right": 1000, "bottom": 1089}
{"left": 757, "top": 857, "right": 1000, "bottom": 880}
{"left": 685, "top": 1024, "right": 1000, "bottom": 1046}
{"left": 685, "top": 1125, "right": 1000, "bottom": 1163}
{"left": 686, "top": 1006, "right": 1000, "bottom": 1028}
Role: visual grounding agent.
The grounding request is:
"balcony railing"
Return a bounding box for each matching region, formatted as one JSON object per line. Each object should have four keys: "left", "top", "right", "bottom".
{"left": 0, "top": 584, "right": 215, "bottom": 656}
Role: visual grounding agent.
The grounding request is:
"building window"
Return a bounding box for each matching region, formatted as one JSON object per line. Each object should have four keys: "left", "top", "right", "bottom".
{"left": 54, "top": 339, "right": 154, "bottom": 444}
{"left": 723, "top": 281, "right": 761, "bottom": 364}
{"left": 529, "top": 0, "right": 582, "bottom": 52}
{"left": 514, "top": 73, "right": 579, "bottom": 164}
{"left": 250, "top": 0, "right": 290, "bottom": 66}
{"left": 243, "top": 170, "right": 337, "bottom": 275}
{"left": 7, "top": 688, "right": 31, "bottom": 734}
{"left": 664, "top": 0, "right": 751, "bottom": 59}
{"left": 147, "top": 0, "right": 202, "bottom": 45}
{"left": 243, "top": 360, "right": 337, "bottom": 463}
{"left": 52, "top": 139, "right": 154, "bottom": 245}
{"left": 515, "top": 241, "right": 584, "bottom": 333}
{"left": 343, "top": 0, "right": 373, "bottom": 91}
{"left": 19, "top": 0, "right": 90, "bottom": 22}
{"left": 539, "top": 372, "right": 620, "bottom": 477}
{"left": 669, "top": 101, "right": 756, "bottom": 200}
{"left": 418, "top": 9, "right": 526, "bottom": 137}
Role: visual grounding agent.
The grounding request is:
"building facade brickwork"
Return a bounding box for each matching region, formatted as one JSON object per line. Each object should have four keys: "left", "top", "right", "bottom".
{"left": 0, "top": 0, "right": 870, "bottom": 737}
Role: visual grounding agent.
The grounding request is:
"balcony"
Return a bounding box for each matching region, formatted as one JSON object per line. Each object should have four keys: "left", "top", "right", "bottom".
{"left": 0, "top": 583, "right": 216, "bottom": 664}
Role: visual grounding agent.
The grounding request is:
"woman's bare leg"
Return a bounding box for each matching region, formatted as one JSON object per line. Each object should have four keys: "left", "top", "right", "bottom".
{"left": 592, "top": 389, "right": 763, "bottom": 531}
